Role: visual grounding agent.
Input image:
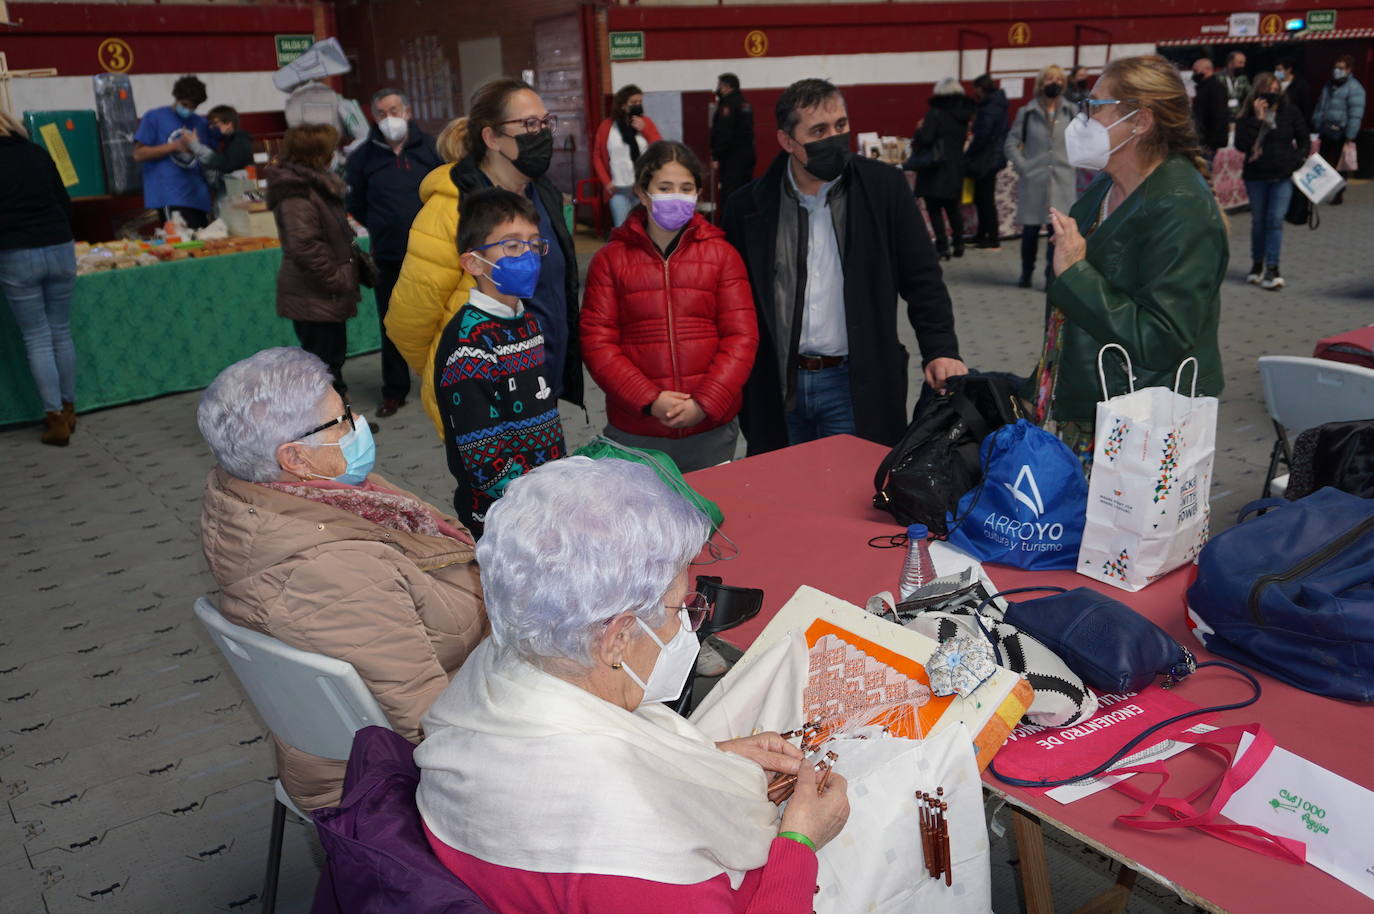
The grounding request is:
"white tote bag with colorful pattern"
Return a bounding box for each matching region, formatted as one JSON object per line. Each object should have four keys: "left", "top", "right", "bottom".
{"left": 1077, "top": 345, "right": 1218, "bottom": 592}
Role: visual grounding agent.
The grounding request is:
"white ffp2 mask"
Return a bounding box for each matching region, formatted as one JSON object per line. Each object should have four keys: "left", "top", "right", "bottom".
{"left": 621, "top": 610, "right": 698, "bottom": 706}
{"left": 1064, "top": 108, "right": 1140, "bottom": 170}
{"left": 379, "top": 116, "right": 408, "bottom": 144}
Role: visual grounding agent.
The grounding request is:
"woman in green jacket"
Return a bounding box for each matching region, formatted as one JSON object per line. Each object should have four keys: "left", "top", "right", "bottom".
{"left": 1033, "top": 54, "right": 1227, "bottom": 467}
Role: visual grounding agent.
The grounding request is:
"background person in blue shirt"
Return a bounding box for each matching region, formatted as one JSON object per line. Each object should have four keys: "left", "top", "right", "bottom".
{"left": 133, "top": 75, "right": 214, "bottom": 229}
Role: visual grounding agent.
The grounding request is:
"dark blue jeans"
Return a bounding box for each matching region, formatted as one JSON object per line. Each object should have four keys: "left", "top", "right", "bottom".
{"left": 1244, "top": 178, "right": 1293, "bottom": 266}
{"left": 1020, "top": 224, "right": 1055, "bottom": 282}
{"left": 785, "top": 359, "right": 856, "bottom": 445}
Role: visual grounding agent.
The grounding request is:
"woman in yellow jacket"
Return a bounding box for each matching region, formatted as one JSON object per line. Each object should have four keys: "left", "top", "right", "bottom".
{"left": 387, "top": 77, "right": 583, "bottom": 437}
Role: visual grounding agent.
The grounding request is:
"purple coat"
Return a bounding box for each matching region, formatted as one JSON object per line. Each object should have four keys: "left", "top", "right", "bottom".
{"left": 310, "top": 726, "right": 493, "bottom": 914}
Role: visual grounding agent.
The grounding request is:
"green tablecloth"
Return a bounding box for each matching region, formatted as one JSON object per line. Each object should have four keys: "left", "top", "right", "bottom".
{"left": 0, "top": 246, "right": 379, "bottom": 426}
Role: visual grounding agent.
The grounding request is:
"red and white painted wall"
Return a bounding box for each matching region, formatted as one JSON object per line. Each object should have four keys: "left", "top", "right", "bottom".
{"left": 601, "top": 0, "right": 1374, "bottom": 180}
{"left": 3, "top": 2, "right": 329, "bottom": 137}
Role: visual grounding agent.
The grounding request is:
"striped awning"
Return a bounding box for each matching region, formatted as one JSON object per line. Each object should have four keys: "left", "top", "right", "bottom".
{"left": 1158, "top": 27, "right": 1374, "bottom": 46}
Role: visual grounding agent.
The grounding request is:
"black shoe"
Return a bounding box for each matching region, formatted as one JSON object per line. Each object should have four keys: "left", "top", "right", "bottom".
{"left": 976, "top": 240, "right": 1001, "bottom": 250}
{"left": 953, "top": 245, "right": 965, "bottom": 258}
{"left": 376, "top": 398, "right": 406, "bottom": 418}
{"left": 1260, "top": 264, "right": 1285, "bottom": 290}
{"left": 937, "top": 248, "right": 952, "bottom": 261}
{"left": 1246, "top": 260, "right": 1263, "bottom": 284}
{"left": 368, "top": 421, "right": 381, "bottom": 434}
{"left": 1017, "top": 276, "right": 1033, "bottom": 288}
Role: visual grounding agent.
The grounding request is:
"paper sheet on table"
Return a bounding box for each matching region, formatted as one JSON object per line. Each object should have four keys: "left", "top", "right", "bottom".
{"left": 1221, "top": 733, "right": 1374, "bottom": 901}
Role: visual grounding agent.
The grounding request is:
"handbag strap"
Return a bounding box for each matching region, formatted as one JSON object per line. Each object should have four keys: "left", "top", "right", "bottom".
{"left": 1236, "top": 497, "right": 1291, "bottom": 522}
{"left": 989, "top": 660, "right": 1263, "bottom": 789}
{"left": 1107, "top": 723, "right": 1307, "bottom": 864}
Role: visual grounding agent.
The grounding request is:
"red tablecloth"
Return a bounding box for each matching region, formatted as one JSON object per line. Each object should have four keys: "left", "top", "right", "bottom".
{"left": 689, "top": 435, "right": 1374, "bottom": 914}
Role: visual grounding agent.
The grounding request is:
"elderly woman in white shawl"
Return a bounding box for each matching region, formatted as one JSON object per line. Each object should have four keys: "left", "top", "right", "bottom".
{"left": 416, "top": 457, "right": 850, "bottom": 912}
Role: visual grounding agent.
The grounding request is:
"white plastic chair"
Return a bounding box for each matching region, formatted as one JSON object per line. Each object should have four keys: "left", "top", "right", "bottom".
{"left": 193, "top": 597, "right": 392, "bottom": 913}
{"left": 1257, "top": 356, "right": 1374, "bottom": 497}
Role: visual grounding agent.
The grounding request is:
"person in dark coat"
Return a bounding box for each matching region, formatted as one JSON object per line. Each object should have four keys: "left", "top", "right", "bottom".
{"left": 723, "top": 78, "right": 967, "bottom": 456}
{"left": 266, "top": 124, "right": 360, "bottom": 392}
{"left": 0, "top": 109, "right": 78, "bottom": 446}
{"left": 346, "top": 88, "right": 444, "bottom": 417}
{"left": 910, "top": 77, "right": 975, "bottom": 259}
{"left": 1275, "top": 57, "right": 1313, "bottom": 128}
{"left": 1191, "top": 58, "right": 1230, "bottom": 164}
{"left": 1234, "top": 73, "right": 1308, "bottom": 290}
{"left": 965, "top": 74, "right": 1009, "bottom": 250}
{"left": 710, "top": 72, "right": 756, "bottom": 222}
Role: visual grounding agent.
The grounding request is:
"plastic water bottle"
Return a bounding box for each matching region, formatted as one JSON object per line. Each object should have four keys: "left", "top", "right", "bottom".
{"left": 898, "top": 523, "right": 935, "bottom": 601}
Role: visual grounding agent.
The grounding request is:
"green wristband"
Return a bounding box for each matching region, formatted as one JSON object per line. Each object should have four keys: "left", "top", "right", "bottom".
{"left": 777, "top": 831, "right": 817, "bottom": 851}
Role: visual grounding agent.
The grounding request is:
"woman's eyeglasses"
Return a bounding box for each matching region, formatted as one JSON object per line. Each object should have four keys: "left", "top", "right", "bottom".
{"left": 1075, "top": 98, "right": 1126, "bottom": 123}
{"left": 672, "top": 591, "right": 715, "bottom": 632}
{"left": 501, "top": 114, "right": 558, "bottom": 136}
{"left": 296, "top": 401, "right": 356, "bottom": 441}
{"left": 472, "top": 238, "right": 551, "bottom": 258}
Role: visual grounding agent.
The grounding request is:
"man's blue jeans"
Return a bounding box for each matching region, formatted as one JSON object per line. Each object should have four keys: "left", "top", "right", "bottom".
{"left": 0, "top": 242, "right": 77, "bottom": 412}
{"left": 785, "top": 359, "right": 856, "bottom": 445}
{"left": 1244, "top": 178, "right": 1293, "bottom": 267}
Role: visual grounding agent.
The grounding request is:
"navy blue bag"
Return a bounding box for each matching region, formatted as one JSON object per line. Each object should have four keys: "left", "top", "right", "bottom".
{"left": 1186, "top": 487, "right": 1374, "bottom": 702}
{"left": 945, "top": 419, "right": 1087, "bottom": 570}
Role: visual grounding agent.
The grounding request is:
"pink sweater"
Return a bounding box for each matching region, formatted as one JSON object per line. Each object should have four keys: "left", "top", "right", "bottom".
{"left": 423, "top": 823, "right": 819, "bottom": 914}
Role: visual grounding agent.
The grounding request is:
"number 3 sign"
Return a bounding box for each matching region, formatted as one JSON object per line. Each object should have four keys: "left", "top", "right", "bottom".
{"left": 99, "top": 38, "right": 134, "bottom": 73}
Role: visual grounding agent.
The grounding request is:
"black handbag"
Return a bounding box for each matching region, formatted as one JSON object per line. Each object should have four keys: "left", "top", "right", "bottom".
{"left": 904, "top": 137, "right": 945, "bottom": 172}
{"left": 872, "top": 374, "right": 1021, "bottom": 536}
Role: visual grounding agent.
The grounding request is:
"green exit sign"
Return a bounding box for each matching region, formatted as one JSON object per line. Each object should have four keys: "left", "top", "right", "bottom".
{"left": 609, "top": 31, "right": 645, "bottom": 61}
{"left": 1307, "top": 9, "right": 1336, "bottom": 30}
{"left": 275, "top": 34, "right": 315, "bottom": 67}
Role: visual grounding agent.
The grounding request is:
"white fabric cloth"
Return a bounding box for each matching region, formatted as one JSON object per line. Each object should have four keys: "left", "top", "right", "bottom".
{"left": 690, "top": 631, "right": 808, "bottom": 739}
{"left": 466, "top": 288, "right": 523, "bottom": 318}
{"left": 415, "top": 639, "right": 780, "bottom": 888}
{"left": 787, "top": 164, "right": 848, "bottom": 357}
{"left": 606, "top": 125, "right": 639, "bottom": 190}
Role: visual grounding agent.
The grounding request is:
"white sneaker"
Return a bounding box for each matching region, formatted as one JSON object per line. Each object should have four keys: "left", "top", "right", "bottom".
{"left": 1246, "top": 261, "right": 1263, "bottom": 284}
{"left": 696, "top": 640, "right": 729, "bottom": 677}
{"left": 1261, "top": 266, "right": 1285, "bottom": 290}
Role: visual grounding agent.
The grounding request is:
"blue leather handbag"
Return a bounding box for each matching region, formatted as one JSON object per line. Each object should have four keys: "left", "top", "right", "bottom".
{"left": 1000, "top": 587, "right": 1197, "bottom": 694}
{"left": 1187, "top": 487, "right": 1374, "bottom": 702}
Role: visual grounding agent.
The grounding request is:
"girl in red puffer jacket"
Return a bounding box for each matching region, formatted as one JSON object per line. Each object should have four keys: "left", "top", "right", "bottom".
{"left": 582, "top": 141, "right": 759, "bottom": 472}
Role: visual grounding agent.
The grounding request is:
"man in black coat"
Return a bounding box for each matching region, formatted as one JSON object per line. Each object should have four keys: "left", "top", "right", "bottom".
{"left": 710, "top": 73, "right": 756, "bottom": 223}
{"left": 1276, "top": 57, "right": 1313, "bottom": 127}
{"left": 345, "top": 87, "right": 443, "bottom": 417}
{"left": 1191, "top": 58, "right": 1230, "bottom": 165}
{"left": 723, "top": 78, "right": 966, "bottom": 456}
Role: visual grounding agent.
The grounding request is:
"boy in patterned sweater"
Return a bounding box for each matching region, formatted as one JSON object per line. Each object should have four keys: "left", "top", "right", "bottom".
{"left": 434, "top": 188, "right": 566, "bottom": 534}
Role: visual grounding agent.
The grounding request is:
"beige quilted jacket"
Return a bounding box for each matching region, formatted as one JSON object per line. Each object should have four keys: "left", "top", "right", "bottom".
{"left": 199, "top": 467, "right": 485, "bottom": 811}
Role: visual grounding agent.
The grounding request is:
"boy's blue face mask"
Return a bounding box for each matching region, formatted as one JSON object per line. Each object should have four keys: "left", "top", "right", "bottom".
{"left": 473, "top": 250, "right": 541, "bottom": 300}
{"left": 174, "top": 103, "right": 194, "bottom": 119}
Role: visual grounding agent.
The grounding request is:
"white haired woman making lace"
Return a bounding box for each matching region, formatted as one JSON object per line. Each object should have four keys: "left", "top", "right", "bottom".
{"left": 197, "top": 347, "right": 485, "bottom": 812}
{"left": 416, "top": 457, "right": 850, "bottom": 912}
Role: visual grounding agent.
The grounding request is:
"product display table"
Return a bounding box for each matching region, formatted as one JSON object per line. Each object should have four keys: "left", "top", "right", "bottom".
{"left": 689, "top": 435, "right": 1374, "bottom": 914}
{"left": 0, "top": 244, "right": 379, "bottom": 426}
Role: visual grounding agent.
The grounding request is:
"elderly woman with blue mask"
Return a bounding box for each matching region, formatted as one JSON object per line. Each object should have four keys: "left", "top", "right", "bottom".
{"left": 197, "top": 347, "right": 486, "bottom": 813}
{"left": 416, "top": 457, "right": 850, "bottom": 913}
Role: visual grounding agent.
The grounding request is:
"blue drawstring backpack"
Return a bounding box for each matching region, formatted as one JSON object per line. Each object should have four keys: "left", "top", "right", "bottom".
{"left": 945, "top": 420, "right": 1088, "bottom": 570}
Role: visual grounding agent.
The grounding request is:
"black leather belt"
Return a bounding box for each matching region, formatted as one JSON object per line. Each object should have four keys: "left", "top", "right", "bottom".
{"left": 797, "top": 354, "right": 846, "bottom": 371}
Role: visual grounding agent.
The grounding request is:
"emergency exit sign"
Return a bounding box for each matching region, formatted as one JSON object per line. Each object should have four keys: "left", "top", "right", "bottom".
{"left": 275, "top": 34, "right": 314, "bottom": 67}
{"left": 609, "top": 31, "right": 645, "bottom": 61}
{"left": 1307, "top": 9, "right": 1336, "bottom": 30}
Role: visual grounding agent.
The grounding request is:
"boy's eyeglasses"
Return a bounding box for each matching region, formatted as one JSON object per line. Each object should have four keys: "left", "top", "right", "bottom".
{"left": 472, "top": 238, "right": 550, "bottom": 258}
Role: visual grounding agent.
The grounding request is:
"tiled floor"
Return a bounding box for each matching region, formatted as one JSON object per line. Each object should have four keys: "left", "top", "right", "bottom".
{"left": 1, "top": 183, "right": 1369, "bottom": 913}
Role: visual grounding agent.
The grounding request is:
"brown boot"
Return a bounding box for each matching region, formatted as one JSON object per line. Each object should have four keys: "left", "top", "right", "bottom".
{"left": 42, "top": 411, "right": 70, "bottom": 446}
{"left": 62, "top": 401, "right": 76, "bottom": 433}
